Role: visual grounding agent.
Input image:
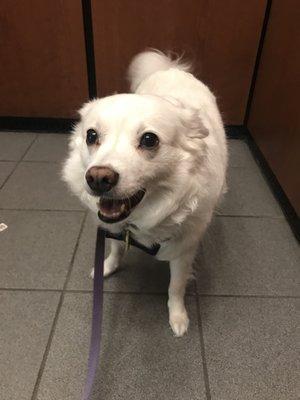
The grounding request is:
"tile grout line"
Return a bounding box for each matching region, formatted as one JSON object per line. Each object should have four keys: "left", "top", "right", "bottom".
{"left": 0, "top": 133, "right": 38, "bottom": 190}
{"left": 0, "top": 208, "right": 285, "bottom": 218}
{"left": 0, "top": 208, "right": 84, "bottom": 212}
{"left": 0, "top": 287, "right": 299, "bottom": 299}
{"left": 16, "top": 133, "right": 39, "bottom": 161}
{"left": 195, "top": 293, "right": 212, "bottom": 400}
{"left": 215, "top": 214, "right": 284, "bottom": 219}
{"left": 194, "top": 247, "right": 212, "bottom": 400}
{"left": 0, "top": 287, "right": 191, "bottom": 296}
{"left": 62, "top": 212, "right": 89, "bottom": 292}
{"left": 30, "top": 211, "right": 88, "bottom": 400}
{"left": 214, "top": 214, "right": 284, "bottom": 220}
{"left": 197, "top": 293, "right": 300, "bottom": 299}
{"left": 0, "top": 159, "right": 62, "bottom": 164}
{"left": 30, "top": 291, "right": 64, "bottom": 400}
{"left": 0, "top": 287, "right": 63, "bottom": 293}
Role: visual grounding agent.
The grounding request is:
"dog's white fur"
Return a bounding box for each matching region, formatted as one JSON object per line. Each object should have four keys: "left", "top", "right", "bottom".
{"left": 62, "top": 50, "right": 227, "bottom": 337}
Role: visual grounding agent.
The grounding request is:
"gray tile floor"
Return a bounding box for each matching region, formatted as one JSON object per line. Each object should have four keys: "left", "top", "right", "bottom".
{"left": 0, "top": 133, "right": 299, "bottom": 400}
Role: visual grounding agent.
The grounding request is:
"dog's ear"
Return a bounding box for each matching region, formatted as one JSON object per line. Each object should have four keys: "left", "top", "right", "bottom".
{"left": 179, "top": 107, "right": 209, "bottom": 139}
{"left": 163, "top": 96, "right": 209, "bottom": 139}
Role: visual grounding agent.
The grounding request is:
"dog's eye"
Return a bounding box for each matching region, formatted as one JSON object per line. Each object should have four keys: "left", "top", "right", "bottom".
{"left": 139, "top": 132, "right": 159, "bottom": 149}
{"left": 86, "top": 129, "right": 98, "bottom": 145}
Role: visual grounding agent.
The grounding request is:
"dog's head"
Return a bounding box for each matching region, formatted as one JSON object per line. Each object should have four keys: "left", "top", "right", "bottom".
{"left": 63, "top": 93, "right": 208, "bottom": 225}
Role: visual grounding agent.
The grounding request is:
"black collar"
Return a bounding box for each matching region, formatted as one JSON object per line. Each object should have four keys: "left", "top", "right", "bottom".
{"left": 103, "top": 229, "right": 161, "bottom": 256}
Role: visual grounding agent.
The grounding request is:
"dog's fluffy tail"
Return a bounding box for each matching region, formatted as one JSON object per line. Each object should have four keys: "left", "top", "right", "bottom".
{"left": 128, "top": 49, "right": 191, "bottom": 92}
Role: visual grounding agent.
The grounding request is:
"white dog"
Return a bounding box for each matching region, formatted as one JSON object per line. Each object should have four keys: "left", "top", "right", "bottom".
{"left": 62, "top": 50, "right": 227, "bottom": 337}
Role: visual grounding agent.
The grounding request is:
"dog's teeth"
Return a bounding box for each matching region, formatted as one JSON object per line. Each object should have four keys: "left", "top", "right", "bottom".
{"left": 120, "top": 204, "right": 126, "bottom": 212}
{"left": 100, "top": 209, "right": 121, "bottom": 218}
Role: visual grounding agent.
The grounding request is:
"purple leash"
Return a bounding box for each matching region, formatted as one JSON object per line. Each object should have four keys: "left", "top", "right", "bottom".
{"left": 82, "top": 227, "right": 105, "bottom": 400}
{"left": 80, "top": 226, "right": 159, "bottom": 399}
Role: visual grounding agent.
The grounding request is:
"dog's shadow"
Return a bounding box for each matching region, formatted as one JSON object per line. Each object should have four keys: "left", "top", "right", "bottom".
{"left": 103, "top": 246, "right": 171, "bottom": 294}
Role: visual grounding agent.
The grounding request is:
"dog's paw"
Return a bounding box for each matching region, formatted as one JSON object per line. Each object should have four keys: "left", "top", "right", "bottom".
{"left": 169, "top": 311, "right": 189, "bottom": 337}
{"left": 103, "top": 258, "right": 119, "bottom": 277}
{"left": 90, "top": 258, "right": 119, "bottom": 279}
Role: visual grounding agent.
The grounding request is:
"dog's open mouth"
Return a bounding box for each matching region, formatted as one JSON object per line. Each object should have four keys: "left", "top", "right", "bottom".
{"left": 97, "top": 190, "right": 145, "bottom": 223}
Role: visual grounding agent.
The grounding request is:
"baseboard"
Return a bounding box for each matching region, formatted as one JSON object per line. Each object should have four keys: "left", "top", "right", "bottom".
{"left": 0, "top": 117, "right": 77, "bottom": 133}
{"left": 0, "top": 118, "right": 248, "bottom": 138}
{"left": 245, "top": 129, "right": 299, "bottom": 242}
{"left": 225, "top": 125, "right": 248, "bottom": 139}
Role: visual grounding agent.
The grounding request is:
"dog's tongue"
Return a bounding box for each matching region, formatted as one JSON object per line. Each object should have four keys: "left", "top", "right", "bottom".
{"left": 98, "top": 198, "right": 127, "bottom": 218}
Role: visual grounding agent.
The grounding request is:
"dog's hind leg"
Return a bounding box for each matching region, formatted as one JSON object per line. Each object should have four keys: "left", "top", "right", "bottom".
{"left": 90, "top": 239, "right": 125, "bottom": 279}
{"left": 168, "top": 249, "right": 196, "bottom": 337}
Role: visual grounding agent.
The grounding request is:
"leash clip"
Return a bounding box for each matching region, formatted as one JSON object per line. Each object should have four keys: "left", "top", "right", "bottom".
{"left": 124, "top": 230, "right": 131, "bottom": 252}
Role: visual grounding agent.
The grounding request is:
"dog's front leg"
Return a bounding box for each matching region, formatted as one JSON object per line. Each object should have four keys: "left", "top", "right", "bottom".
{"left": 168, "top": 250, "right": 195, "bottom": 337}
{"left": 90, "top": 239, "right": 125, "bottom": 278}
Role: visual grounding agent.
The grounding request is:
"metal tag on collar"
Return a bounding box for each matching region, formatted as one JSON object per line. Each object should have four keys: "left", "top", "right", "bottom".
{"left": 124, "top": 230, "right": 131, "bottom": 252}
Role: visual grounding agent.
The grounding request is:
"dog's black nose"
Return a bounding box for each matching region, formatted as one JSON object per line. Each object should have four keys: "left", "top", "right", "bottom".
{"left": 85, "top": 166, "right": 119, "bottom": 194}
